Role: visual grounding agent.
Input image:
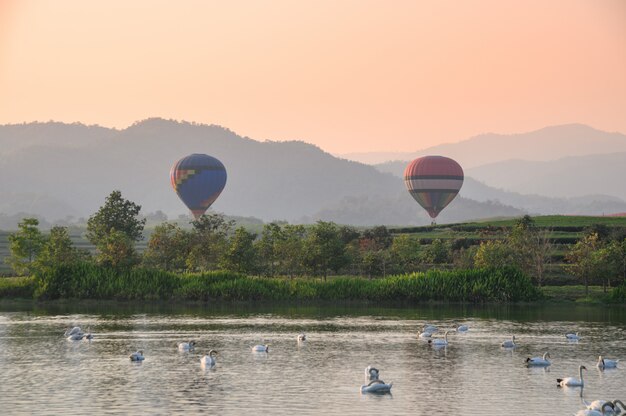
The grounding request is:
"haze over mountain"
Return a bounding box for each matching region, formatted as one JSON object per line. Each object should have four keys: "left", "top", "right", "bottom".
{"left": 466, "top": 152, "right": 626, "bottom": 201}
{"left": 343, "top": 124, "right": 626, "bottom": 167}
{"left": 1, "top": 120, "right": 625, "bottom": 228}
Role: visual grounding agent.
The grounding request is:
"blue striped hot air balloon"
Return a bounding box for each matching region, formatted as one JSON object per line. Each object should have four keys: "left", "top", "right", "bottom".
{"left": 404, "top": 156, "right": 464, "bottom": 220}
{"left": 170, "top": 154, "right": 227, "bottom": 218}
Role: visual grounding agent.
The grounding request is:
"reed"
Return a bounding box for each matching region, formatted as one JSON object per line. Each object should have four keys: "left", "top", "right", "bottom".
{"left": 0, "top": 276, "right": 35, "bottom": 298}
{"left": 609, "top": 282, "right": 626, "bottom": 303}
{"left": 30, "top": 263, "right": 541, "bottom": 302}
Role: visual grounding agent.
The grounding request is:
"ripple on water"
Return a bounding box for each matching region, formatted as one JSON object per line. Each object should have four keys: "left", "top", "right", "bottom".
{"left": 0, "top": 305, "right": 625, "bottom": 415}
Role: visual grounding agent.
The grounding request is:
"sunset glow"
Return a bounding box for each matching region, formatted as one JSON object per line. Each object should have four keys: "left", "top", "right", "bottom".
{"left": 1, "top": 0, "right": 624, "bottom": 153}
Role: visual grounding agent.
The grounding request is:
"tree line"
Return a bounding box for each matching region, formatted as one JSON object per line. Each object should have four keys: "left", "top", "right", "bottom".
{"left": 5, "top": 191, "right": 626, "bottom": 295}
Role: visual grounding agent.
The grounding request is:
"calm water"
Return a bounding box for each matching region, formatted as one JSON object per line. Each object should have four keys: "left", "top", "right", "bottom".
{"left": 0, "top": 302, "right": 624, "bottom": 415}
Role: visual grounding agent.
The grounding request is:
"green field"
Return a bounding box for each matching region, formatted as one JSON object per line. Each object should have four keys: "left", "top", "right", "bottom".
{"left": 391, "top": 215, "right": 626, "bottom": 236}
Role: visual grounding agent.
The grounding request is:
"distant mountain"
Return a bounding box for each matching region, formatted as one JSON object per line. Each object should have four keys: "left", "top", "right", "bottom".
{"left": 373, "top": 165, "right": 626, "bottom": 216}
{"left": 2, "top": 119, "right": 624, "bottom": 227}
{"left": 0, "top": 122, "right": 115, "bottom": 156}
{"left": 310, "top": 193, "right": 526, "bottom": 226}
{"left": 466, "top": 152, "right": 626, "bottom": 201}
{"left": 461, "top": 177, "right": 626, "bottom": 216}
{"left": 345, "top": 124, "right": 626, "bottom": 168}
{"left": 0, "top": 119, "right": 403, "bottom": 223}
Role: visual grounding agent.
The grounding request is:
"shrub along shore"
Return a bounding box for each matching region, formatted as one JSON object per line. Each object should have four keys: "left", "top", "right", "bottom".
{"left": 0, "top": 264, "right": 548, "bottom": 303}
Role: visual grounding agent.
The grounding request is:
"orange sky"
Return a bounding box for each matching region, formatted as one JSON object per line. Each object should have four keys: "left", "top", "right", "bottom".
{"left": 1, "top": 0, "right": 625, "bottom": 153}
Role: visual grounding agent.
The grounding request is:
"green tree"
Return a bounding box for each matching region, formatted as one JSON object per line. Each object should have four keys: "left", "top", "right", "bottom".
{"left": 421, "top": 239, "right": 451, "bottom": 265}
{"left": 474, "top": 240, "right": 515, "bottom": 269}
{"left": 303, "top": 221, "right": 347, "bottom": 280}
{"left": 34, "top": 226, "right": 88, "bottom": 273}
{"left": 186, "top": 213, "right": 233, "bottom": 271}
{"left": 358, "top": 226, "right": 392, "bottom": 277}
{"left": 564, "top": 232, "right": 603, "bottom": 296}
{"left": 452, "top": 245, "right": 479, "bottom": 269}
{"left": 6, "top": 217, "right": 45, "bottom": 275}
{"left": 96, "top": 229, "right": 139, "bottom": 268}
{"left": 275, "top": 224, "right": 306, "bottom": 277}
{"left": 143, "top": 222, "right": 190, "bottom": 271}
{"left": 596, "top": 238, "right": 626, "bottom": 290}
{"left": 526, "top": 228, "right": 553, "bottom": 287}
{"left": 86, "top": 190, "right": 146, "bottom": 244}
{"left": 390, "top": 235, "right": 422, "bottom": 273}
{"left": 614, "top": 238, "right": 626, "bottom": 282}
{"left": 508, "top": 217, "right": 553, "bottom": 286}
{"left": 256, "top": 222, "right": 284, "bottom": 276}
{"left": 220, "top": 227, "right": 258, "bottom": 274}
{"left": 86, "top": 191, "right": 145, "bottom": 267}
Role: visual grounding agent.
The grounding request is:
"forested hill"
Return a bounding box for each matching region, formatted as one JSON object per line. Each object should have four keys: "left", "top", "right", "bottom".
{"left": 0, "top": 119, "right": 603, "bottom": 227}
{"left": 1, "top": 119, "right": 403, "bottom": 222}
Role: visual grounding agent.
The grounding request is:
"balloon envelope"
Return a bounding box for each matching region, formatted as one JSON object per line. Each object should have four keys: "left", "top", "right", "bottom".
{"left": 170, "top": 153, "right": 227, "bottom": 218}
{"left": 404, "top": 156, "right": 464, "bottom": 219}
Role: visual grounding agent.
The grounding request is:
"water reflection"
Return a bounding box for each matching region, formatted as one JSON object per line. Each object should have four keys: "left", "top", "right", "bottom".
{"left": 0, "top": 302, "right": 624, "bottom": 415}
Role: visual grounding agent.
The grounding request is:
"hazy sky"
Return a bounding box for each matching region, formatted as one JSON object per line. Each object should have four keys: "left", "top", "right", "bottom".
{"left": 1, "top": 0, "right": 625, "bottom": 154}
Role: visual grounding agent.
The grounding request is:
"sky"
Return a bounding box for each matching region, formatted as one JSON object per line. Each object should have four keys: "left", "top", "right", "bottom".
{"left": 0, "top": 0, "right": 625, "bottom": 154}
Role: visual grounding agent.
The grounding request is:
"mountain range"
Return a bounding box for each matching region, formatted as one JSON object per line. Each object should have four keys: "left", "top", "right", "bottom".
{"left": 1, "top": 120, "right": 625, "bottom": 228}
{"left": 341, "top": 124, "right": 626, "bottom": 168}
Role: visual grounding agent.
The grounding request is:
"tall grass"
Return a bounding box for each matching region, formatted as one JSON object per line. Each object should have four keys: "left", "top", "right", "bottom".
{"left": 35, "top": 263, "right": 179, "bottom": 300}
{"left": 609, "top": 282, "right": 626, "bottom": 303}
{"left": 30, "top": 263, "right": 541, "bottom": 303}
{"left": 0, "top": 276, "right": 35, "bottom": 298}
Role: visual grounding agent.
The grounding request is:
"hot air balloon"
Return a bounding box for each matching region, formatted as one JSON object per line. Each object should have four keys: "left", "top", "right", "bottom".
{"left": 404, "top": 156, "right": 463, "bottom": 221}
{"left": 170, "top": 154, "right": 227, "bottom": 219}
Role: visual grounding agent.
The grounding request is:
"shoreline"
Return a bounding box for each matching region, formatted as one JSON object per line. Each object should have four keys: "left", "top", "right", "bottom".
{"left": 0, "top": 291, "right": 622, "bottom": 309}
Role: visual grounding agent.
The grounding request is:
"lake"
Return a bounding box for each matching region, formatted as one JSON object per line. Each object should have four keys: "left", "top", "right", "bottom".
{"left": 0, "top": 302, "right": 624, "bottom": 415}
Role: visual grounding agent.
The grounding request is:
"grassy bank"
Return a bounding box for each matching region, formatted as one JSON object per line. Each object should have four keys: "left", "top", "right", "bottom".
{"left": 2, "top": 264, "right": 541, "bottom": 303}
{"left": 540, "top": 285, "right": 610, "bottom": 304}
{"left": 4, "top": 264, "right": 625, "bottom": 303}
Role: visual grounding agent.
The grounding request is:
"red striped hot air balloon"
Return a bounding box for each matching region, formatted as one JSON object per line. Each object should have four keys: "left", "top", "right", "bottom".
{"left": 404, "top": 156, "right": 464, "bottom": 220}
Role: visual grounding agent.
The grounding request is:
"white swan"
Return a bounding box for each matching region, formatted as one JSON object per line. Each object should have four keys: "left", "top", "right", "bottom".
{"left": 501, "top": 335, "right": 516, "bottom": 348}
{"left": 200, "top": 350, "right": 218, "bottom": 368}
{"left": 365, "top": 366, "right": 379, "bottom": 381}
{"left": 178, "top": 341, "right": 196, "bottom": 352}
{"left": 360, "top": 379, "right": 392, "bottom": 394}
{"left": 576, "top": 402, "right": 615, "bottom": 416}
{"left": 597, "top": 356, "right": 619, "bottom": 369}
{"left": 423, "top": 325, "right": 438, "bottom": 333}
{"left": 584, "top": 400, "right": 622, "bottom": 415}
{"left": 526, "top": 352, "right": 551, "bottom": 367}
{"left": 297, "top": 333, "right": 306, "bottom": 342}
{"left": 456, "top": 324, "right": 469, "bottom": 332}
{"left": 67, "top": 332, "right": 84, "bottom": 341}
{"left": 64, "top": 326, "right": 82, "bottom": 337}
{"left": 129, "top": 350, "right": 145, "bottom": 361}
{"left": 557, "top": 365, "right": 586, "bottom": 387}
{"left": 566, "top": 332, "right": 581, "bottom": 341}
{"left": 428, "top": 331, "right": 450, "bottom": 346}
{"left": 252, "top": 344, "right": 269, "bottom": 352}
{"left": 417, "top": 331, "right": 432, "bottom": 339}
